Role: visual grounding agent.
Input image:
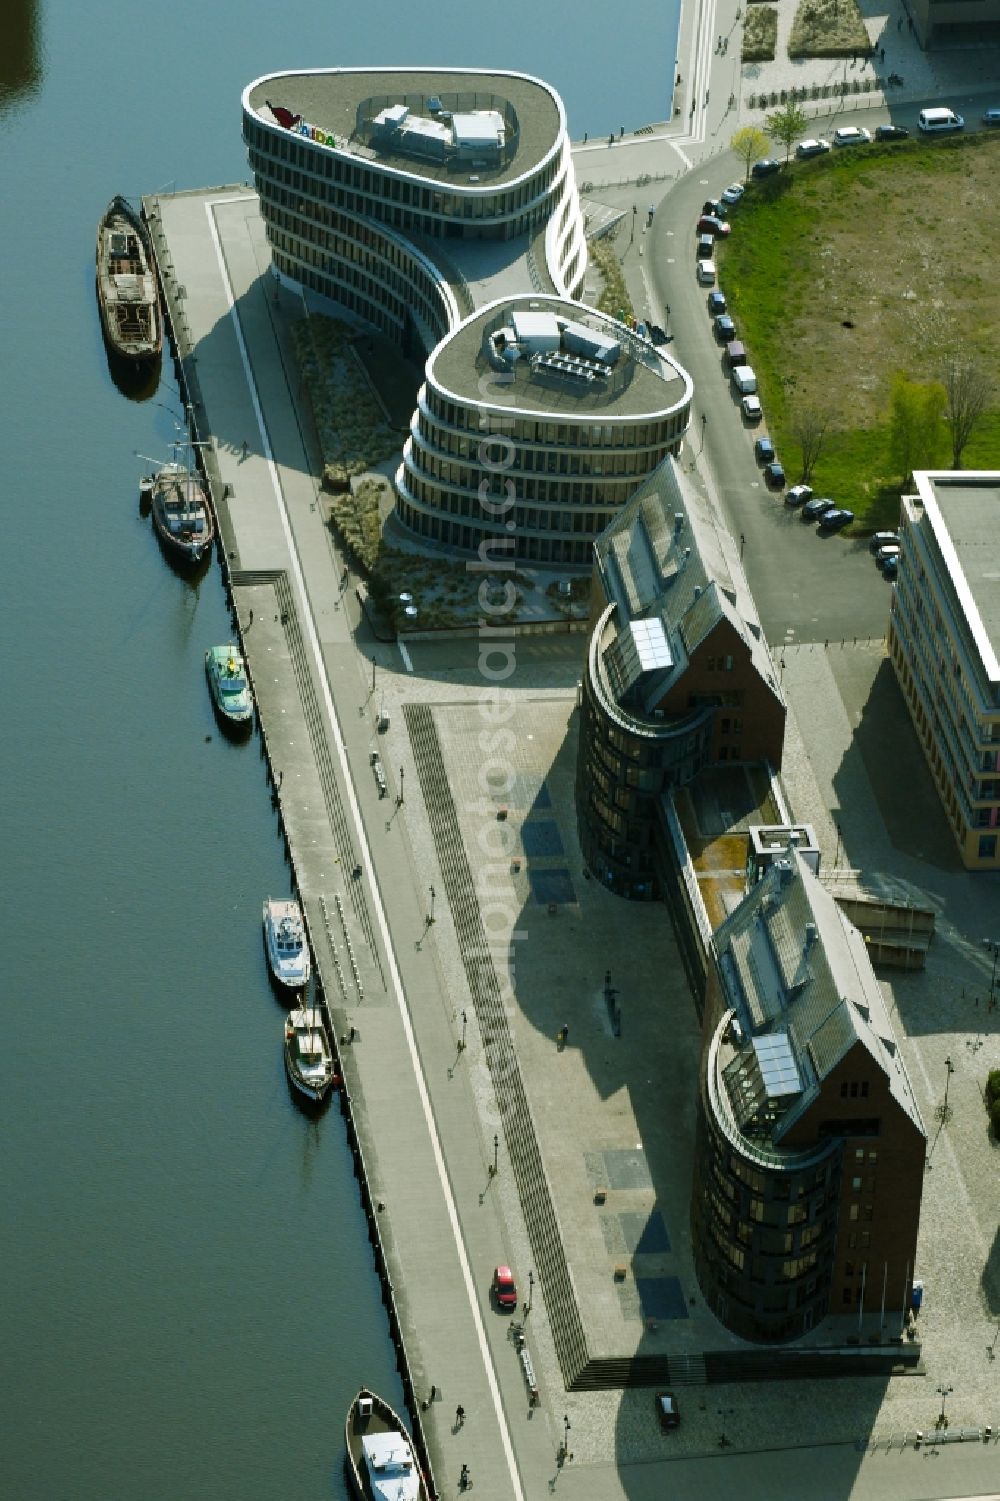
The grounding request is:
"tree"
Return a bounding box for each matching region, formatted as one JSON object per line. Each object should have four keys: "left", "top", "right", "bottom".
{"left": 790, "top": 404, "right": 833, "bottom": 484}
{"left": 888, "top": 372, "right": 946, "bottom": 484}
{"left": 730, "top": 125, "right": 771, "bottom": 184}
{"left": 765, "top": 102, "right": 809, "bottom": 163}
{"left": 940, "top": 356, "right": 992, "bottom": 468}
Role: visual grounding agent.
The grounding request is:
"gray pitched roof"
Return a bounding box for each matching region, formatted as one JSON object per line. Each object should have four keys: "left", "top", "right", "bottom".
{"left": 714, "top": 849, "right": 925, "bottom": 1142}
{"left": 596, "top": 461, "right": 779, "bottom": 712}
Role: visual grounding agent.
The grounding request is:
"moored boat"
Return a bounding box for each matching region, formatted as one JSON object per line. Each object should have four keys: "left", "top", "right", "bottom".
{"left": 283, "top": 1005, "right": 337, "bottom": 1104}
{"left": 263, "top": 897, "right": 311, "bottom": 991}
{"left": 345, "top": 1388, "right": 430, "bottom": 1501}
{"left": 205, "top": 644, "right": 253, "bottom": 728}
{"left": 146, "top": 459, "right": 215, "bottom": 564}
{"left": 95, "top": 196, "right": 162, "bottom": 366}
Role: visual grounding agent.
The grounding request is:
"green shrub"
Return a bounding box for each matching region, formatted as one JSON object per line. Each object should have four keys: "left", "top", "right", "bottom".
{"left": 990, "top": 1097, "right": 1000, "bottom": 1139}
{"left": 589, "top": 237, "right": 635, "bottom": 324}
{"left": 986, "top": 1070, "right": 1000, "bottom": 1106}
{"left": 788, "top": 0, "right": 870, "bottom": 56}
{"left": 743, "top": 6, "right": 778, "bottom": 62}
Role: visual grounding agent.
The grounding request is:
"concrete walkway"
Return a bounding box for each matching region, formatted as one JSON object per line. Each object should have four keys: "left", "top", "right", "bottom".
{"left": 147, "top": 183, "right": 1000, "bottom": 1501}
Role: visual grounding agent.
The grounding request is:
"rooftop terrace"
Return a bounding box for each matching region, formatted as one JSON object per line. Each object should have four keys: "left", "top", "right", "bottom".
{"left": 430, "top": 298, "right": 687, "bottom": 418}
{"left": 247, "top": 68, "right": 562, "bottom": 188}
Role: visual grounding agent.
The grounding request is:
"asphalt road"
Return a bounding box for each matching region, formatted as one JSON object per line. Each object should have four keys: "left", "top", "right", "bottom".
{"left": 638, "top": 103, "right": 996, "bottom": 648}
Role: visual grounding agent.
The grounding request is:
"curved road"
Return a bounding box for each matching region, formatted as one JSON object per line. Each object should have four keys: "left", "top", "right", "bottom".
{"left": 585, "top": 35, "right": 998, "bottom": 646}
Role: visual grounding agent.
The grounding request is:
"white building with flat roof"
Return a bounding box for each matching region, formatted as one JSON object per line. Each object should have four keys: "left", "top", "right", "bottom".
{"left": 888, "top": 470, "right": 1000, "bottom": 869}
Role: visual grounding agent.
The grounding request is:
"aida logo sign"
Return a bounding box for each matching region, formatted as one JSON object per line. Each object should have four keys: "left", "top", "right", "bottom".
{"left": 298, "top": 122, "right": 336, "bottom": 147}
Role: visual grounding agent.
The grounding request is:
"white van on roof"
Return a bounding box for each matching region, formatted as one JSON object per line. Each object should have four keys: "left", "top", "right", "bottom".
{"left": 917, "top": 107, "right": 964, "bottom": 133}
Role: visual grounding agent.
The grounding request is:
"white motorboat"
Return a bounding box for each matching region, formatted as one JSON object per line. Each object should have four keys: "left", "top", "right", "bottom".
{"left": 263, "top": 897, "right": 311, "bottom": 990}
{"left": 345, "top": 1388, "right": 430, "bottom": 1501}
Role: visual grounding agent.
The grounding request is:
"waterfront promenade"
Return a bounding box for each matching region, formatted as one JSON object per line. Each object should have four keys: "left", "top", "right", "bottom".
{"left": 146, "top": 187, "right": 1000, "bottom": 1501}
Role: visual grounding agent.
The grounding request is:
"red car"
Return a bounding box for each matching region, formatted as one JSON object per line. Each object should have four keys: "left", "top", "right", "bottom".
{"left": 696, "top": 214, "right": 731, "bottom": 237}
{"left": 492, "top": 1265, "right": 518, "bottom": 1311}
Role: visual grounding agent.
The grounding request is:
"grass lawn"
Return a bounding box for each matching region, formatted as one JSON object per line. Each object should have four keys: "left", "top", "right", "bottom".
{"left": 715, "top": 133, "right": 1000, "bottom": 528}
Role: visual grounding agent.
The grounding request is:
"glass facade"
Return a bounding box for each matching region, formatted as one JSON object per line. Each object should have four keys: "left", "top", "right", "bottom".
{"left": 691, "top": 1019, "right": 841, "bottom": 1341}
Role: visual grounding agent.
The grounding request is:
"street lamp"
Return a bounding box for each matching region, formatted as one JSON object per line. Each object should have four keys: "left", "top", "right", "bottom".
{"left": 492, "top": 1133, "right": 499, "bottom": 1177}
{"left": 560, "top": 1414, "right": 571, "bottom": 1462}
{"left": 938, "top": 1055, "right": 955, "bottom": 1124}
{"left": 428, "top": 885, "right": 436, "bottom": 925}
{"left": 936, "top": 1383, "right": 953, "bottom": 1429}
{"left": 527, "top": 1270, "right": 534, "bottom": 1313}
{"left": 460, "top": 1009, "right": 467, "bottom": 1051}
{"left": 984, "top": 938, "right": 1000, "bottom": 1009}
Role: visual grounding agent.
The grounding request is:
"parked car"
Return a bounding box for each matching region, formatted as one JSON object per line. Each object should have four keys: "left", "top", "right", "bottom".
{"left": 492, "top": 1265, "right": 518, "bottom": 1311}
{"left": 754, "top": 437, "right": 775, "bottom": 464}
{"left": 918, "top": 107, "right": 964, "bottom": 133}
{"left": 752, "top": 157, "right": 781, "bottom": 177}
{"left": 869, "top": 530, "right": 899, "bottom": 553}
{"left": 696, "top": 259, "right": 717, "bottom": 286}
{"left": 875, "top": 124, "right": 909, "bottom": 141}
{"left": 696, "top": 233, "right": 715, "bottom": 259}
{"left": 702, "top": 198, "right": 728, "bottom": 217}
{"left": 876, "top": 543, "right": 902, "bottom": 567}
{"left": 714, "top": 313, "right": 736, "bottom": 341}
{"left": 764, "top": 461, "right": 786, "bottom": 488}
{"left": 785, "top": 484, "right": 813, "bottom": 507}
{"left": 833, "top": 126, "right": 872, "bottom": 147}
{"left": 720, "top": 182, "right": 744, "bottom": 204}
{"left": 731, "top": 364, "right": 757, "bottom": 394}
{"left": 881, "top": 555, "right": 899, "bottom": 579}
{"left": 697, "top": 214, "right": 731, "bottom": 237}
{"left": 656, "top": 1390, "right": 681, "bottom": 1430}
{"left": 819, "top": 507, "right": 854, "bottom": 531}
{"left": 801, "top": 496, "right": 835, "bottom": 521}
{"left": 742, "top": 394, "right": 763, "bottom": 422}
{"left": 983, "top": 109, "right": 1000, "bottom": 126}
{"left": 725, "top": 340, "right": 747, "bottom": 369}
{"left": 796, "top": 137, "right": 830, "bottom": 157}
{"left": 707, "top": 290, "right": 727, "bottom": 315}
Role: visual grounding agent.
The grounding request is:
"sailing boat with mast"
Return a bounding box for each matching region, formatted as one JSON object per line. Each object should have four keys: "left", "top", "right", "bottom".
{"left": 138, "top": 415, "right": 215, "bottom": 565}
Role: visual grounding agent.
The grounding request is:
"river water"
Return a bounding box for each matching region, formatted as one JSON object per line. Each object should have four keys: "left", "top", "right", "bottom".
{"left": 0, "top": 2, "right": 679, "bottom": 1495}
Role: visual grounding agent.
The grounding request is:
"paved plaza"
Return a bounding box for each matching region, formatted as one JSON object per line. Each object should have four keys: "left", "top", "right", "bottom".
{"left": 150, "top": 168, "right": 1000, "bottom": 1498}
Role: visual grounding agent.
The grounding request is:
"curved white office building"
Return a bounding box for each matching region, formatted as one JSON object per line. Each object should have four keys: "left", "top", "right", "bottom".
{"left": 242, "top": 66, "right": 692, "bottom": 564}
{"left": 242, "top": 66, "right": 587, "bottom": 354}
{"left": 398, "top": 296, "right": 692, "bottom": 566}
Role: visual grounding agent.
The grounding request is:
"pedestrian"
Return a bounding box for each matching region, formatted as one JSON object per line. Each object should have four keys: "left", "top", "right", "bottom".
{"left": 459, "top": 1465, "right": 470, "bottom": 1491}
{"left": 583, "top": 131, "right": 587, "bottom": 143}
{"left": 429, "top": 1384, "right": 437, "bottom": 1403}
{"left": 248, "top": 609, "right": 253, "bottom": 628}
{"left": 723, "top": 36, "right": 728, "bottom": 54}
{"left": 880, "top": 45, "right": 885, "bottom": 61}
{"left": 241, "top": 439, "right": 249, "bottom": 460}
{"left": 456, "top": 1404, "right": 465, "bottom": 1428}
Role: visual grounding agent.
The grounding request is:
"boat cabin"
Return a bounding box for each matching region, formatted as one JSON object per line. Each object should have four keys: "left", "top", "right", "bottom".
{"left": 361, "top": 1432, "right": 419, "bottom": 1500}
